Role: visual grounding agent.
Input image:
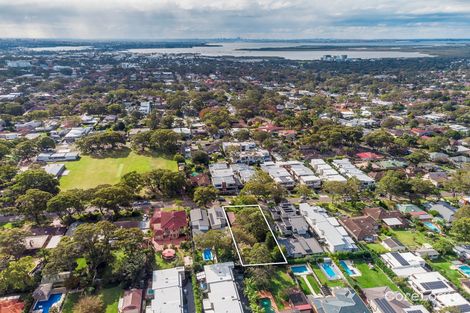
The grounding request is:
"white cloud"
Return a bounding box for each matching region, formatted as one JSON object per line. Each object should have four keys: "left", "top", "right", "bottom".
{"left": 0, "top": 0, "right": 469, "bottom": 38}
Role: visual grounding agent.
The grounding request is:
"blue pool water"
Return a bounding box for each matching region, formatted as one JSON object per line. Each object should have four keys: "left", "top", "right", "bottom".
{"left": 339, "top": 260, "right": 355, "bottom": 275}
{"left": 321, "top": 263, "right": 338, "bottom": 279}
{"left": 459, "top": 265, "right": 470, "bottom": 277}
{"left": 423, "top": 222, "right": 441, "bottom": 233}
{"left": 33, "top": 293, "right": 62, "bottom": 313}
{"left": 260, "top": 298, "right": 275, "bottom": 313}
{"left": 291, "top": 265, "right": 309, "bottom": 275}
{"left": 203, "top": 248, "right": 213, "bottom": 261}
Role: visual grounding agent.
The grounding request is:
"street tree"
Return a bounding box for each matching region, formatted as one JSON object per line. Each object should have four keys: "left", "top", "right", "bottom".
{"left": 13, "top": 169, "right": 60, "bottom": 194}
{"left": 16, "top": 189, "right": 53, "bottom": 224}
{"left": 193, "top": 186, "right": 218, "bottom": 207}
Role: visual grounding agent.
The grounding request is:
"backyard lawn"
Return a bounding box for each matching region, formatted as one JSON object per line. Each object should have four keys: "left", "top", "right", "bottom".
{"left": 351, "top": 261, "right": 398, "bottom": 291}
{"left": 429, "top": 257, "right": 465, "bottom": 289}
{"left": 155, "top": 252, "right": 183, "bottom": 270}
{"left": 388, "top": 230, "right": 429, "bottom": 249}
{"left": 58, "top": 152, "right": 177, "bottom": 190}
{"left": 61, "top": 293, "right": 79, "bottom": 313}
{"left": 367, "top": 243, "right": 389, "bottom": 254}
{"left": 62, "top": 286, "right": 123, "bottom": 313}
{"left": 311, "top": 263, "right": 346, "bottom": 288}
{"left": 298, "top": 277, "right": 312, "bottom": 295}
{"left": 269, "top": 269, "right": 296, "bottom": 310}
{"left": 306, "top": 275, "right": 321, "bottom": 294}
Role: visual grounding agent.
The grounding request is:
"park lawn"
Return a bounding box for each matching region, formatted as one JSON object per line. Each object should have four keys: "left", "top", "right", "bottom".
{"left": 367, "top": 243, "right": 389, "bottom": 254}
{"left": 352, "top": 261, "right": 398, "bottom": 291}
{"left": 269, "top": 269, "right": 296, "bottom": 310}
{"left": 429, "top": 257, "right": 464, "bottom": 288}
{"left": 58, "top": 152, "right": 177, "bottom": 190}
{"left": 311, "top": 264, "right": 346, "bottom": 288}
{"left": 389, "top": 230, "right": 429, "bottom": 249}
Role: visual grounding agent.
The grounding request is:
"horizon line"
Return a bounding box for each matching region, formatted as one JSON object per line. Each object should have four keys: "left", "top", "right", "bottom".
{"left": 1, "top": 37, "right": 470, "bottom": 42}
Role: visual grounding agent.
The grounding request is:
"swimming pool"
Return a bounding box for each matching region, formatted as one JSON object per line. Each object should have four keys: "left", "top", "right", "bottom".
{"left": 33, "top": 293, "right": 63, "bottom": 313}
{"left": 291, "top": 265, "right": 310, "bottom": 275}
{"left": 203, "top": 248, "right": 213, "bottom": 261}
{"left": 321, "top": 263, "right": 339, "bottom": 280}
{"left": 260, "top": 298, "right": 275, "bottom": 313}
{"left": 459, "top": 265, "right": 470, "bottom": 277}
{"left": 423, "top": 222, "right": 441, "bottom": 233}
{"left": 339, "top": 260, "right": 355, "bottom": 275}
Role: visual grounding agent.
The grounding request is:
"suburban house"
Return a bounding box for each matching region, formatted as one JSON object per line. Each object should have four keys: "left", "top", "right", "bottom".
{"left": 271, "top": 203, "right": 308, "bottom": 236}
{"left": 207, "top": 207, "right": 227, "bottom": 230}
{"left": 202, "top": 262, "right": 244, "bottom": 313}
{"left": 278, "top": 236, "right": 324, "bottom": 258}
{"left": 363, "top": 286, "right": 430, "bottom": 313}
{"left": 423, "top": 201, "right": 457, "bottom": 223}
{"left": 381, "top": 237, "right": 406, "bottom": 252}
{"left": 381, "top": 252, "right": 427, "bottom": 277}
{"left": 282, "top": 161, "right": 321, "bottom": 188}
{"left": 261, "top": 162, "right": 296, "bottom": 189}
{"left": 270, "top": 202, "right": 297, "bottom": 221}
{"left": 189, "top": 173, "right": 211, "bottom": 187}
{"left": 423, "top": 172, "right": 449, "bottom": 187}
{"left": 310, "top": 159, "right": 347, "bottom": 183}
{"left": 222, "top": 141, "right": 270, "bottom": 165}
{"left": 396, "top": 204, "right": 433, "bottom": 221}
{"left": 363, "top": 207, "right": 409, "bottom": 229}
{"left": 415, "top": 243, "right": 440, "bottom": 260}
{"left": 339, "top": 215, "right": 379, "bottom": 242}
{"left": 356, "top": 152, "right": 383, "bottom": 161}
{"left": 190, "top": 209, "right": 210, "bottom": 235}
{"left": 454, "top": 245, "right": 470, "bottom": 261}
{"left": 408, "top": 272, "right": 470, "bottom": 311}
{"left": 150, "top": 210, "right": 187, "bottom": 245}
{"left": 231, "top": 163, "right": 256, "bottom": 184}
{"left": 209, "top": 163, "right": 239, "bottom": 194}
{"left": 299, "top": 203, "right": 356, "bottom": 253}
{"left": 331, "top": 158, "right": 375, "bottom": 188}
{"left": 146, "top": 267, "right": 185, "bottom": 313}
{"left": 287, "top": 289, "right": 313, "bottom": 313}
{"left": 311, "top": 288, "right": 371, "bottom": 313}
{"left": 276, "top": 215, "right": 310, "bottom": 236}
{"left": 118, "top": 289, "right": 143, "bottom": 313}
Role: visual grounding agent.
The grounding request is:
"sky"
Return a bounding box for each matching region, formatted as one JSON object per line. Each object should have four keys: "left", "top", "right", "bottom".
{"left": 1, "top": 0, "right": 470, "bottom": 39}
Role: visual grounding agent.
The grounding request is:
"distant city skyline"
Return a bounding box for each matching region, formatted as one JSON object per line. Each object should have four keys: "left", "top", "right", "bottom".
{"left": 1, "top": 0, "right": 470, "bottom": 39}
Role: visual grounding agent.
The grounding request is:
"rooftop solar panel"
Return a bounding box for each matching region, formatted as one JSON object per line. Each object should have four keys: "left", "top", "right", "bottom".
{"left": 376, "top": 298, "right": 397, "bottom": 313}
{"left": 458, "top": 304, "right": 470, "bottom": 313}
{"left": 390, "top": 252, "right": 409, "bottom": 266}
{"left": 421, "top": 281, "right": 447, "bottom": 290}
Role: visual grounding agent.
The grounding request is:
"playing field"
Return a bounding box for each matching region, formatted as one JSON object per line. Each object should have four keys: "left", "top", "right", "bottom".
{"left": 58, "top": 152, "right": 178, "bottom": 190}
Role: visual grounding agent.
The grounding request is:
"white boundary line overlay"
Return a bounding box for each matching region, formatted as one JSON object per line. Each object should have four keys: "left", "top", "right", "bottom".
{"left": 222, "top": 204, "right": 288, "bottom": 267}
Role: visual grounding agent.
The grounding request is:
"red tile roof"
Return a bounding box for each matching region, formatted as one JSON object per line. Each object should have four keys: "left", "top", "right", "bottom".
{"left": 0, "top": 299, "right": 24, "bottom": 313}
{"left": 120, "top": 289, "right": 143, "bottom": 313}
{"left": 356, "top": 152, "right": 383, "bottom": 160}
{"left": 153, "top": 210, "right": 187, "bottom": 232}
